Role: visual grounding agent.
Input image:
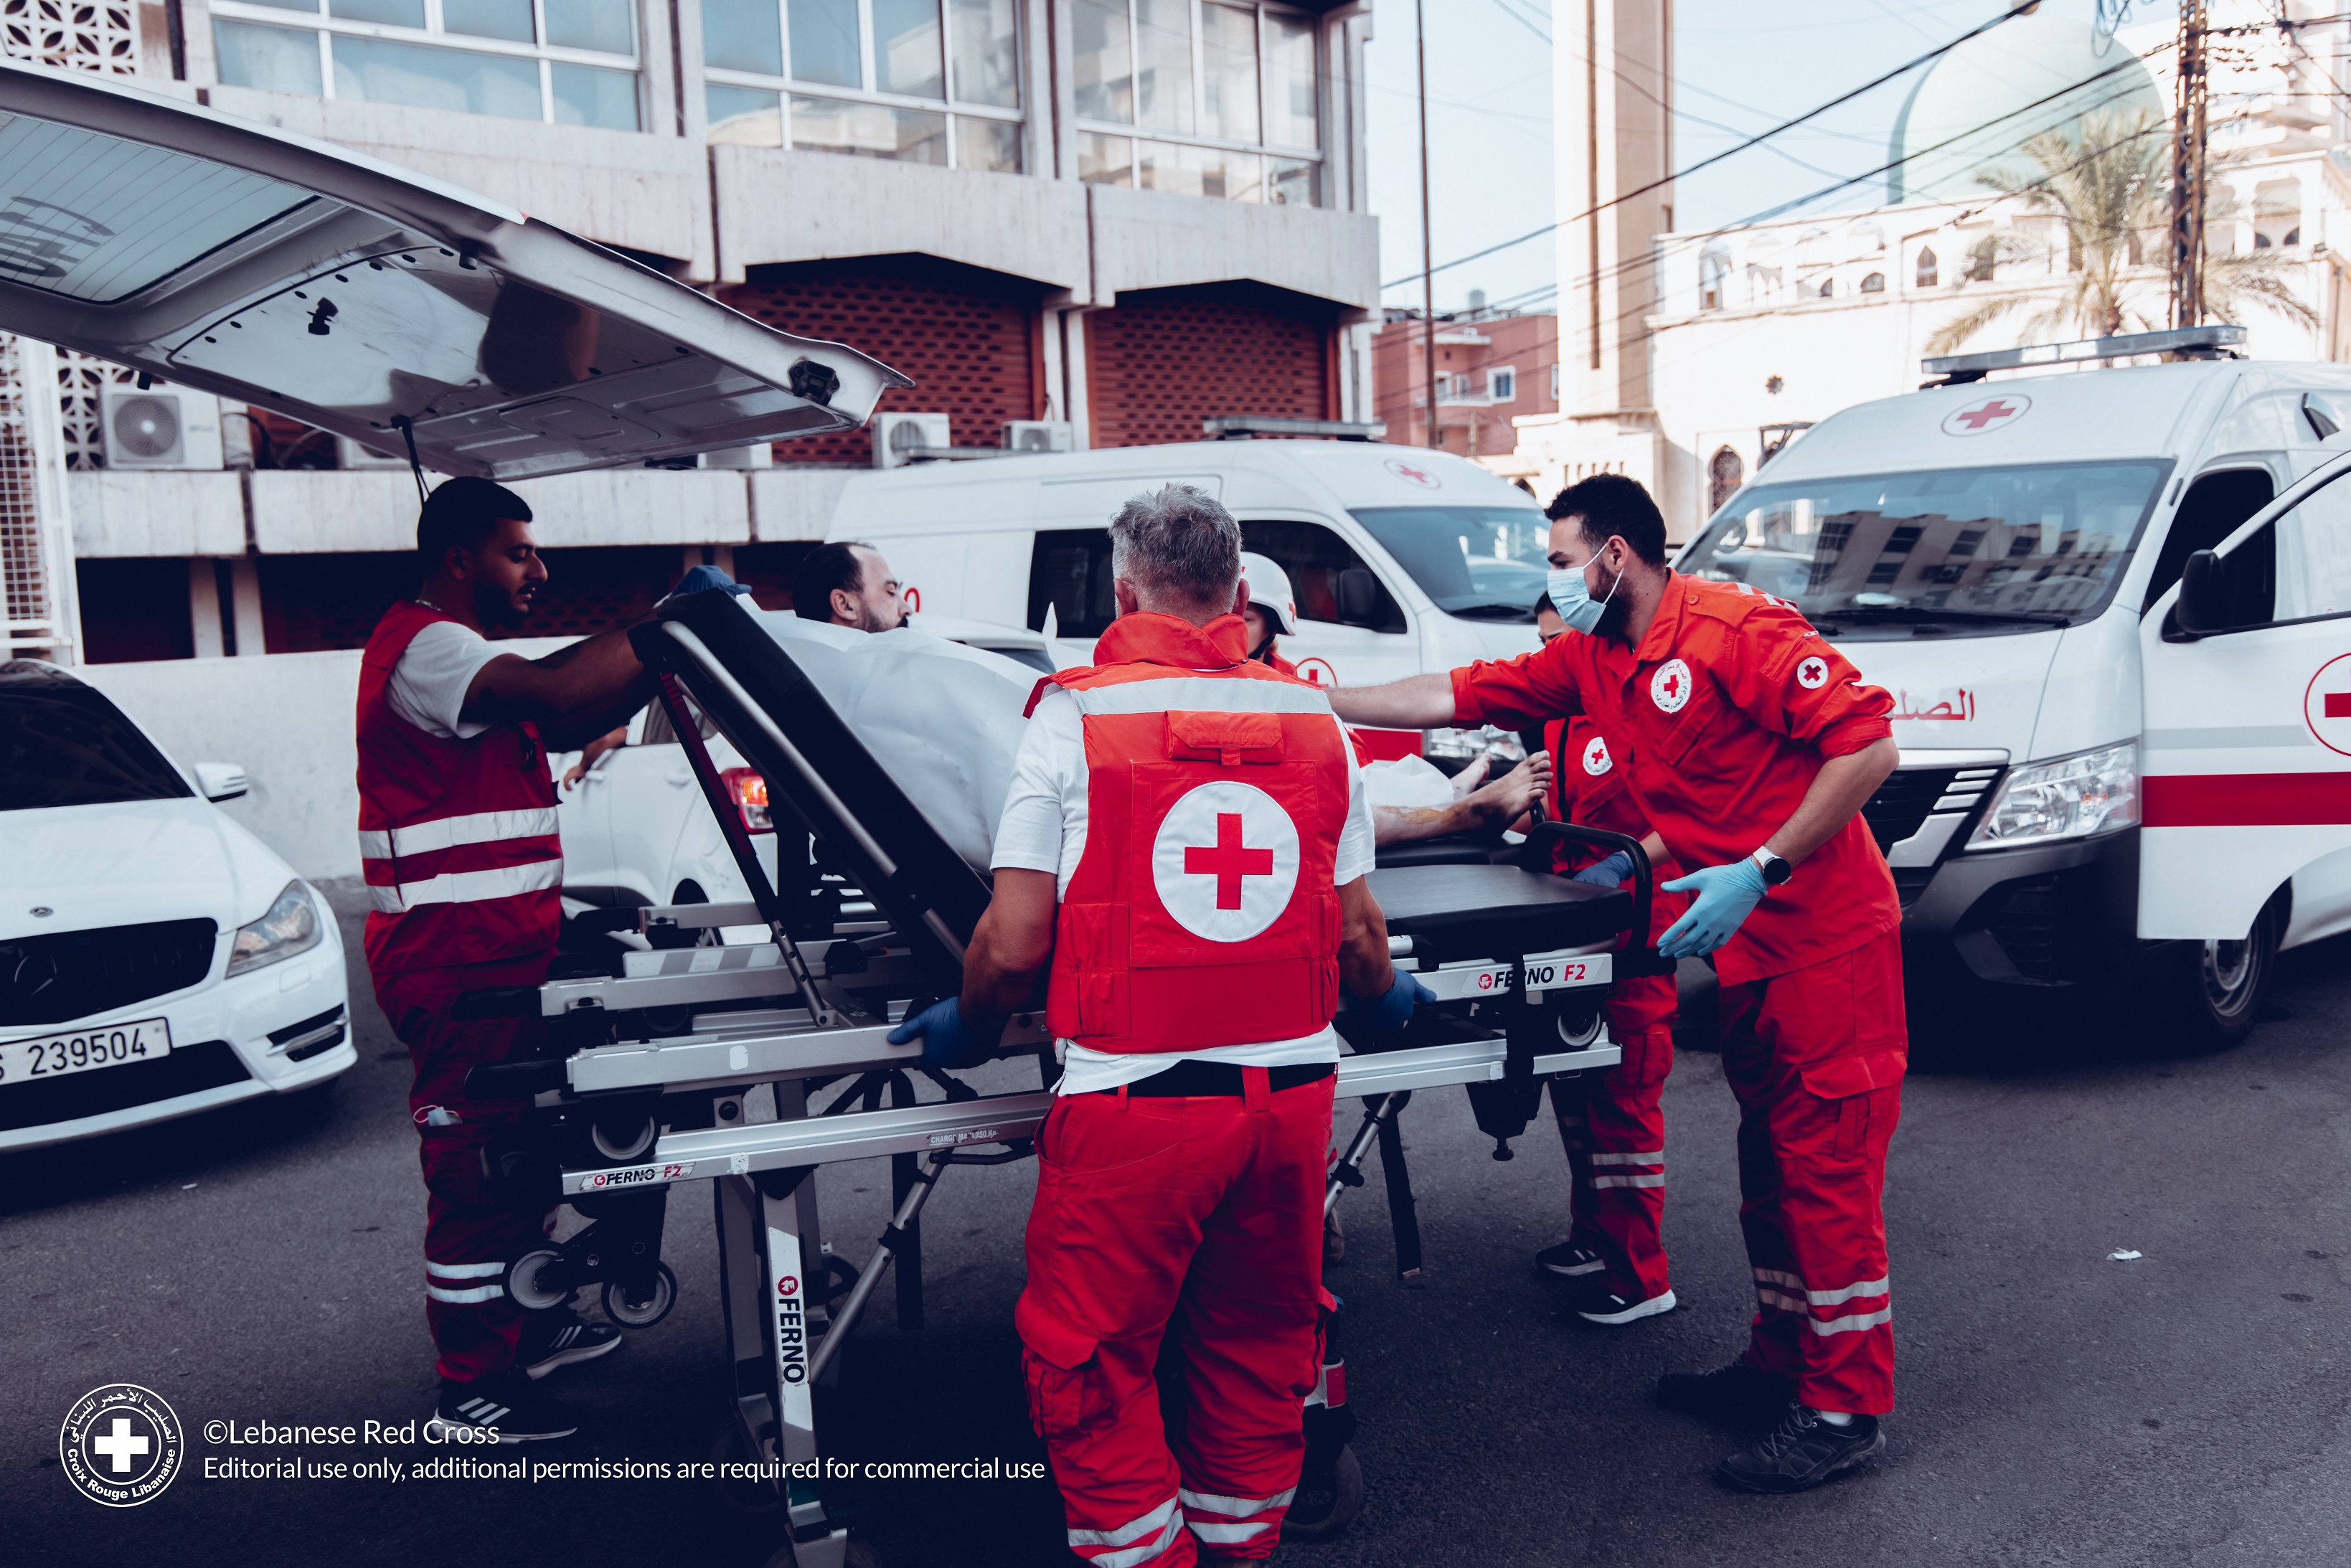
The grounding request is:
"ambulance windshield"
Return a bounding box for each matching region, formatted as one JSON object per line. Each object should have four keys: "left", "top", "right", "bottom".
{"left": 1352, "top": 506, "right": 1552, "bottom": 621}
{"left": 1684, "top": 460, "right": 2169, "bottom": 636}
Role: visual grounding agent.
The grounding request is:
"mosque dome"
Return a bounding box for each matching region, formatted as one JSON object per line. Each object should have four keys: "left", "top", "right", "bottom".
{"left": 1888, "top": 0, "right": 2167, "bottom": 204}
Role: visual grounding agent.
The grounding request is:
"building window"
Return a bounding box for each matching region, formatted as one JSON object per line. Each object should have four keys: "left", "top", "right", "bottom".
{"left": 1073, "top": 0, "right": 1321, "bottom": 205}
{"left": 1860, "top": 271, "right": 1885, "bottom": 293}
{"left": 702, "top": 0, "right": 1023, "bottom": 171}
{"left": 1816, "top": 278, "right": 1834, "bottom": 298}
{"left": 212, "top": 0, "right": 643, "bottom": 130}
{"left": 1487, "top": 367, "right": 1514, "bottom": 402}
{"left": 1916, "top": 246, "right": 1937, "bottom": 288}
{"left": 1707, "top": 445, "right": 1744, "bottom": 516}
{"left": 1697, "top": 245, "right": 1730, "bottom": 311}
{"left": 1549, "top": 362, "right": 1560, "bottom": 401}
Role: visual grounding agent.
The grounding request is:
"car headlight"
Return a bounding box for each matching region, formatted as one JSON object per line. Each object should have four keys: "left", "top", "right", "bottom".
{"left": 1966, "top": 742, "right": 2139, "bottom": 851}
{"left": 1420, "top": 725, "right": 1528, "bottom": 764}
{"left": 227, "top": 880, "right": 324, "bottom": 977}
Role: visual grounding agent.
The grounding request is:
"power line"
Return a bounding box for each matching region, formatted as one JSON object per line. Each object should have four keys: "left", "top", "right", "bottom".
{"left": 1382, "top": 0, "right": 2049, "bottom": 293}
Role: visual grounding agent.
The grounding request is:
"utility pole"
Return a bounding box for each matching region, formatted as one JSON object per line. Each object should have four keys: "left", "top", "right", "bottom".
{"left": 1415, "top": 0, "right": 1438, "bottom": 448}
{"left": 2169, "top": 0, "right": 2209, "bottom": 330}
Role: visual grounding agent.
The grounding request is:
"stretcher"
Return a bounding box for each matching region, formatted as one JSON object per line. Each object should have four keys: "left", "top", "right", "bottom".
{"left": 457, "top": 589, "right": 1663, "bottom": 1567}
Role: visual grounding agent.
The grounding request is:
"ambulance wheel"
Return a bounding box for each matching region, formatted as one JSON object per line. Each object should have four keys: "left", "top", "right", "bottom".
{"left": 504, "top": 1247, "right": 573, "bottom": 1313}
{"left": 1280, "top": 1444, "right": 1363, "bottom": 1541}
{"left": 2151, "top": 899, "right": 2280, "bottom": 1053}
{"left": 602, "top": 1262, "right": 677, "bottom": 1328}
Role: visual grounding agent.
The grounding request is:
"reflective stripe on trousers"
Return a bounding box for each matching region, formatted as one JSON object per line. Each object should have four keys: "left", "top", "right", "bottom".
{"left": 1755, "top": 1267, "right": 1892, "bottom": 1334}
{"left": 427, "top": 1257, "right": 507, "bottom": 1305}
{"left": 1068, "top": 1495, "right": 1185, "bottom": 1568}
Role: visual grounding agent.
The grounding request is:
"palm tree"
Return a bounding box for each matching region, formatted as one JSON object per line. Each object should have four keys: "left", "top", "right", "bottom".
{"left": 1925, "top": 110, "right": 2315, "bottom": 354}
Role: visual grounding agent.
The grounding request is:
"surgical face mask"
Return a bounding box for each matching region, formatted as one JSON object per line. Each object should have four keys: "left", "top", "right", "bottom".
{"left": 1546, "top": 556, "right": 1620, "bottom": 636}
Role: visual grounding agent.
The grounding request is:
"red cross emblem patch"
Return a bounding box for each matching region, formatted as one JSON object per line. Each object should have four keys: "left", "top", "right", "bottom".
{"left": 1941, "top": 394, "right": 2032, "bottom": 437}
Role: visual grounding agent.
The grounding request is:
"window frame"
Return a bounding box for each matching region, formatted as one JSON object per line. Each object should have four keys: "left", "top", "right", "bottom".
{"left": 700, "top": 0, "right": 1025, "bottom": 169}
{"left": 1486, "top": 366, "right": 1515, "bottom": 403}
{"left": 1071, "top": 0, "right": 1324, "bottom": 205}
{"left": 209, "top": 0, "right": 646, "bottom": 128}
{"left": 2167, "top": 458, "right": 2351, "bottom": 639}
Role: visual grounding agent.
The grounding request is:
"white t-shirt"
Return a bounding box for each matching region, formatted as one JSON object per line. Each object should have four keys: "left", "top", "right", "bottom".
{"left": 389, "top": 616, "right": 509, "bottom": 740}
{"left": 990, "top": 684, "right": 1377, "bottom": 1094}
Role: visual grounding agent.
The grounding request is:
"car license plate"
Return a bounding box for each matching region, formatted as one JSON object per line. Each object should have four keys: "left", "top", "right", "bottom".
{"left": 0, "top": 1017, "right": 172, "bottom": 1085}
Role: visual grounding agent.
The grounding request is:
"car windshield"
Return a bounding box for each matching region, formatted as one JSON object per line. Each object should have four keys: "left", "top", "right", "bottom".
{"left": 1351, "top": 506, "right": 1552, "bottom": 622}
{"left": 1682, "top": 461, "right": 2170, "bottom": 635}
{"left": 0, "top": 664, "right": 191, "bottom": 811}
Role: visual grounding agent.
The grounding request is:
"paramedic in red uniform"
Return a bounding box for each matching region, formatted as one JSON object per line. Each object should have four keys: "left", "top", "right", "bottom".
{"left": 1526, "top": 591, "right": 1692, "bottom": 1329}
{"left": 1330, "top": 473, "right": 1905, "bottom": 1494}
{"left": 889, "top": 485, "right": 1426, "bottom": 1564}
{"left": 357, "top": 478, "right": 657, "bottom": 1442}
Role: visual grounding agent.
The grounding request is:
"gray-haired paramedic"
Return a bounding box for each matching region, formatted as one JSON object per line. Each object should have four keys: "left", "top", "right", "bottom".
{"left": 890, "top": 483, "right": 1428, "bottom": 1565}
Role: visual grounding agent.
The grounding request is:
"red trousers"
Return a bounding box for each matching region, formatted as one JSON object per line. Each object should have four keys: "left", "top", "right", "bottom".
{"left": 1718, "top": 929, "right": 1905, "bottom": 1414}
{"left": 1017, "top": 1071, "right": 1334, "bottom": 1567}
{"left": 1550, "top": 970, "right": 1675, "bottom": 1300}
{"left": 373, "top": 954, "right": 555, "bottom": 1384}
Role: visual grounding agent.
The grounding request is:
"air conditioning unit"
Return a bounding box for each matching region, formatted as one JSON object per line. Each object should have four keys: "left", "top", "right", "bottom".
{"left": 101, "top": 386, "right": 224, "bottom": 470}
{"left": 1001, "top": 420, "right": 1074, "bottom": 453}
{"left": 336, "top": 435, "right": 412, "bottom": 470}
{"left": 873, "top": 411, "right": 952, "bottom": 469}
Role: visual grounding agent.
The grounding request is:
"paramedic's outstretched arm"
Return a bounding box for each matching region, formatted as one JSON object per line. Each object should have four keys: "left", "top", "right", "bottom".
{"left": 1374, "top": 753, "right": 1550, "bottom": 846}
{"left": 462, "top": 627, "right": 653, "bottom": 750}
{"left": 1328, "top": 672, "right": 1456, "bottom": 730}
{"left": 1766, "top": 738, "right": 1898, "bottom": 865}
{"left": 956, "top": 869, "right": 1058, "bottom": 1041}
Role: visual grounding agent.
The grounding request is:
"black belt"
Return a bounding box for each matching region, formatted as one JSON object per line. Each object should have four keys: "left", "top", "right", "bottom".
{"left": 1096, "top": 1060, "right": 1337, "bottom": 1097}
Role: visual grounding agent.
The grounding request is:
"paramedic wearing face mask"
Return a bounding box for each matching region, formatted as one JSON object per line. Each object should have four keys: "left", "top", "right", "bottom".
{"left": 357, "top": 478, "right": 663, "bottom": 1443}
{"left": 1527, "top": 590, "right": 1692, "bottom": 1328}
{"left": 1327, "top": 473, "right": 1905, "bottom": 1495}
{"left": 890, "top": 486, "right": 1426, "bottom": 1565}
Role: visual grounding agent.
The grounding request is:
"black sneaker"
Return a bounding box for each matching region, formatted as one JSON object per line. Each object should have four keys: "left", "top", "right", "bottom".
{"left": 433, "top": 1374, "right": 579, "bottom": 1442}
{"left": 518, "top": 1313, "right": 622, "bottom": 1380}
{"left": 1716, "top": 1406, "right": 1885, "bottom": 1493}
{"left": 1535, "top": 1242, "right": 1606, "bottom": 1277}
{"left": 1567, "top": 1284, "right": 1677, "bottom": 1326}
{"left": 1654, "top": 1360, "right": 1798, "bottom": 1428}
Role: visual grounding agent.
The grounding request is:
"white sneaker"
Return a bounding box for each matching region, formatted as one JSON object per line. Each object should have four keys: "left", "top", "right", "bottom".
{"left": 1573, "top": 1287, "right": 1678, "bottom": 1326}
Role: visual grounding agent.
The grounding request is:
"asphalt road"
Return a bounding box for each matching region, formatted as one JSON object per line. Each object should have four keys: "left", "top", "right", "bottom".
{"left": 7, "top": 884, "right": 2350, "bottom": 1567}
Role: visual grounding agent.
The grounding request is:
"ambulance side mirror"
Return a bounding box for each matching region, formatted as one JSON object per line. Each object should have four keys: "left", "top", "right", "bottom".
{"left": 2175, "top": 549, "right": 2228, "bottom": 638}
{"left": 1335, "top": 568, "right": 1379, "bottom": 624}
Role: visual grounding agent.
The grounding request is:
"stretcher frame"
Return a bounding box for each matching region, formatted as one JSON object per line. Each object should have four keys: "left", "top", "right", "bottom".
{"left": 466, "top": 592, "right": 1659, "bottom": 1567}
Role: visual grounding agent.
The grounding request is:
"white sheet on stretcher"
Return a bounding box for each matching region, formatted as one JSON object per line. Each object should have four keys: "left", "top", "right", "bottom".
{"left": 744, "top": 610, "right": 1039, "bottom": 872}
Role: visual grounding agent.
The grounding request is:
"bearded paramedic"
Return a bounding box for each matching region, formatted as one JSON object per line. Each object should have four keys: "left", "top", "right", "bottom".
{"left": 1327, "top": 472, "right": 1905, "bottom": 1496}
{"left": 888, "top": 483, "right": 1427, "bottom": 1566}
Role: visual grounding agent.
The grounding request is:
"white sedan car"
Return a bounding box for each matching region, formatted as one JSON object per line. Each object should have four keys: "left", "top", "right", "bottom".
{"left": 0, "top": 660, "right": 353, "bottom": 1151}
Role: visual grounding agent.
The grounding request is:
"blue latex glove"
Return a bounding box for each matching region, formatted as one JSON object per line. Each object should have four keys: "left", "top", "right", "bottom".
{"left": 1572, "top": 849, "right": 1634, "bottom": 889}
{"left": 1656, "top": 858, "right": 1770, "bottom": 959}
{"left": 1344, "top": 970, "right": 1437, "bottom": 1032}
{"left": 669, "top": 563, "right": 753, "bottom": 600}
{"left": 887, "top": 996, "right": 991, "bottom": 1069}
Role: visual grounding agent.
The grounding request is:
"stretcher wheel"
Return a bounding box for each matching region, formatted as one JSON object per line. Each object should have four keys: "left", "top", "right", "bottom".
{"left": 505, "top": 1247, "right": 572, "bottom": 1313}
{"left": 591, "top": 1113, "right": 659, "bottom": 1163}
{"left": 603, "top": 1261, "right": 678, "bottom": 1328}
{"left": 1280, "top": 1444, "right": 1363, "bottom": 1541}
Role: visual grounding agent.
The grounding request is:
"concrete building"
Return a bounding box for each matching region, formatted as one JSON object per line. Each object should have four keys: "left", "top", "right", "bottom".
{"left": 0, "top": 0, "right": 1383, "bottom": 666}
{"left": 1369, "top": 302, "right": 1558, "bottom": 469}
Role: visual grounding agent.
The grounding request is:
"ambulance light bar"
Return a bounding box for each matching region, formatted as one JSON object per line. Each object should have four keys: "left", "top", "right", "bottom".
{"left": 1922, "top": 325, "right": 2245, "bottom": 384}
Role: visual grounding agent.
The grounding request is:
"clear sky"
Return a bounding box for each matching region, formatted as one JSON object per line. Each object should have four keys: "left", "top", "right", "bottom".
{"left": 1364, "top": 0, "right": 2178, "bottom": 317}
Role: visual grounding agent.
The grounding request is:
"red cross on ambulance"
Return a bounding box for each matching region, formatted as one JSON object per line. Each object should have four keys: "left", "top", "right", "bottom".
{"left": 1152, "top": 780, "right": 1302, "bottom": 942}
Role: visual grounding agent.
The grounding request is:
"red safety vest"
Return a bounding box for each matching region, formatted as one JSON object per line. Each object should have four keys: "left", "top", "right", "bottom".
{"left": 1034, "top": 612, "right": 1354, "bottom": 1054}
{"left": 355, "top": 600, "right": 562, "bottom": 977}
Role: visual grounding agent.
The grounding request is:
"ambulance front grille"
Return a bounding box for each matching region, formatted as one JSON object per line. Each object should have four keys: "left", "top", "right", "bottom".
{"left": 1862, "top": 765, "right": 2001, "bottom": 862}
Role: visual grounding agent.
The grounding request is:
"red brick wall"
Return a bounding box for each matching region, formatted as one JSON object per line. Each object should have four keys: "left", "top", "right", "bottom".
{"left": 1085, "top": 283, "right": 1336, "bottom": 449}
{"left": 722, "top": 255, "right": 1045, "bottom": 465}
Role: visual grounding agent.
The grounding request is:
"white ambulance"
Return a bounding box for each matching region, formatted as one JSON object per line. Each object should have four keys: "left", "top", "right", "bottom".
{"left": 831, "top": 438, "right": 1549, "bottom": 762}
{"left": 1685, "top": 326, "right": 2351, "bottom": 1047}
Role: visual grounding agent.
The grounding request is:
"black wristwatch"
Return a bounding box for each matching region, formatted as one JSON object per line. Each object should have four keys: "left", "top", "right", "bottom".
{"left": 1750, "top": 847, "right": 1794, "bottom": 887}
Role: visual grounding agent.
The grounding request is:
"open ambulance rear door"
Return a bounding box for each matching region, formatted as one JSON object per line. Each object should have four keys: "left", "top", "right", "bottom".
{"left": 0, "top": 57, "right": 909, "bottom": 476}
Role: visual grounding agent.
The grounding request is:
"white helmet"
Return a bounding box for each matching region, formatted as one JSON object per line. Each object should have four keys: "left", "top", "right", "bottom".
{"left": 1238, "top": 552, "right": 1299, "bottom": 636}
